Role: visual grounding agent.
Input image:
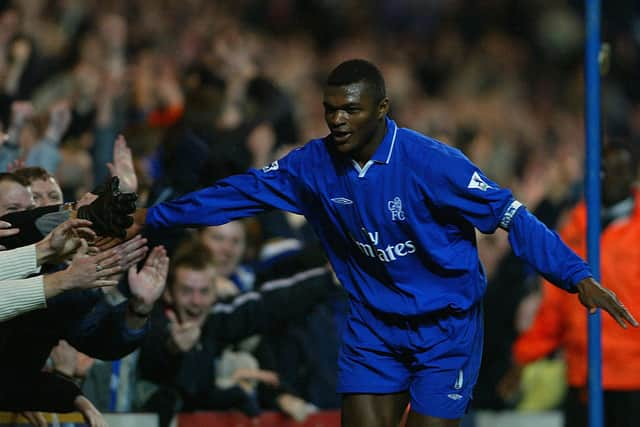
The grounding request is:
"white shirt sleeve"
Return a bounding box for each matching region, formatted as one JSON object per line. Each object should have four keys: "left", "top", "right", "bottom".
{"left": 0, "top": 244, "right": 41, "bottom": 280}
{"left": 0, "top": 275, "right": 46, "bottom": 322}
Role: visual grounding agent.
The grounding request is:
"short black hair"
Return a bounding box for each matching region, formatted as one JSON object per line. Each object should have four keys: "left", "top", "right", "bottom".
{"left": 326, "top": 59, "right": 386, "bottom": 102}
{"left": 168, "top": 240, "right": 216, "bottom": 291}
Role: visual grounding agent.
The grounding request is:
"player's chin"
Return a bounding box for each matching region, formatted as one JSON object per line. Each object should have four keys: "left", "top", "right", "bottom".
{"left": 331, "top": 138, "right": 358, "bottom": 154}
{"left": 333, "top": 143, "right": 352, "bottom": 154}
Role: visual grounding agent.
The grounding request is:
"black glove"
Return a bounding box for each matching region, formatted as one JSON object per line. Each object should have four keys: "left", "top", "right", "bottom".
{"left": 77, "top": 176, "right": 137, "bottom": 237}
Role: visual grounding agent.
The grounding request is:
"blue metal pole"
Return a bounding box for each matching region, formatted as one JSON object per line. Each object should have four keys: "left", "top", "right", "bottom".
{"left": 110, "top": 359, "right": 121, "bottom": 412}
{"left": 585, "top": 1, "right": 603, "bottom": 426}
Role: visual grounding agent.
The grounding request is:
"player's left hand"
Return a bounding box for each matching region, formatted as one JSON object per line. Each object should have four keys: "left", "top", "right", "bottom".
{"left": 576, "top": 277, "right": 639, "bottom": 328}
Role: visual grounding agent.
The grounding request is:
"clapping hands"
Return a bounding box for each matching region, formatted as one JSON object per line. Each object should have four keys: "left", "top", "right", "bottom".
{"left": 128, "top": 245, "right": 169, "bottom": 316}
{"left": 107, "top": 135, "right": 138, "bottom": 193}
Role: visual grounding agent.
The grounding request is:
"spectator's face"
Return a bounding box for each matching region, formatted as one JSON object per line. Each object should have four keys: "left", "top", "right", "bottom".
{"left": 168, "top": 266, "right": 217, "bottom": 324}
{"left": 0, "top": 181, "right": 34, "bottom": 216}
{"left": 30, "top": 177, "right": 63, "bottom": 207}
{"left": 323, "top": 82, "right": 388, "bottom": 157}
{"left": 602, "top": 147, "right": 635, "bottom": 207}
{"left": 199, "top": 222, "right": 246, "bottom": 277}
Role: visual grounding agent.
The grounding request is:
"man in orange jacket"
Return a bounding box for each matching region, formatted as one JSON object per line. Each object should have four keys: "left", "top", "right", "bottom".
{"left": 501, "top": 141, "right": 640, "bottom": 427}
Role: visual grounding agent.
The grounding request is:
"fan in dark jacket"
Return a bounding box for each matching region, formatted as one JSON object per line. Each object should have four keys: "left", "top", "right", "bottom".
{"left": 137, "top": 242, "right": 339, "bottom": 427}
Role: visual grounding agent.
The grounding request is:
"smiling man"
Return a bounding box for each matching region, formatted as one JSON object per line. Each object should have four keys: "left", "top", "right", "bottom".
{"left": 132, "top": 59, "right": 637, "bottom": 427}
{"left": 165, "top": 252, "right": 217, "bottom": 325}
{"left": 137, "top": 242, "right": 336, "bottom": 427}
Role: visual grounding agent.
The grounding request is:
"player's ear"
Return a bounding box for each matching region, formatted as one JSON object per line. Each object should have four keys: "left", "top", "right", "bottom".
{"left": 377, "top": 97, "right": 389, "bottom": 119}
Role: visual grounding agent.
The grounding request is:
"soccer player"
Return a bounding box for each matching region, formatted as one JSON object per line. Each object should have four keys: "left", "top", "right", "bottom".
{"left": 131, "top": 59, "right": 637, "bottom": 427}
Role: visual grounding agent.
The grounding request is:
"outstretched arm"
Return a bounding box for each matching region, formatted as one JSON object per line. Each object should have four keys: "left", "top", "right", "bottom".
{"left": 507, "top": 205, "right": 638, "bottom": 328}
{"left": 136, "top": 147, "right": 309, "bottom": 234}
{"left": 143, "top": 172, "right": 303, "bottom": 230}
{"left": 420, "top": 147, "right": 638, "bottom": 328}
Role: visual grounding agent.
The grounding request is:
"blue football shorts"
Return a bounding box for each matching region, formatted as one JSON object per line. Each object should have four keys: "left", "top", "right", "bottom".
{"left": 337, "top": 299, "right": 483, "bottom": 419}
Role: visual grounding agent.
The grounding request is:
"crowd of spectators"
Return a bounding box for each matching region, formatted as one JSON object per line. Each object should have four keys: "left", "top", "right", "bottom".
{"left": 0, "top": 0, "right": 639, "bottom": 425}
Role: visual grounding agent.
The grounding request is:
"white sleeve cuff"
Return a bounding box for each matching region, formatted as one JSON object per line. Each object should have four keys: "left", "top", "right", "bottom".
{"left": 499, "top": 200, "right": 523, "bottom": 230}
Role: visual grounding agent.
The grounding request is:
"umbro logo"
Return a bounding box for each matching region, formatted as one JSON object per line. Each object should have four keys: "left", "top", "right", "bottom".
{"left": 331, "top": 197, "right": 353, "bottom": 205}
{"left": 447, "top": 394, "right": 463, "bottom": 401}
{"left": 467, "top": 171, "right": 491, "bottom": 191}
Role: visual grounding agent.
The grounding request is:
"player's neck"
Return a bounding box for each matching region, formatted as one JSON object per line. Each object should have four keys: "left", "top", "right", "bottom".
{"left": 352, "top": 121, "right": 387, "bottom": 167}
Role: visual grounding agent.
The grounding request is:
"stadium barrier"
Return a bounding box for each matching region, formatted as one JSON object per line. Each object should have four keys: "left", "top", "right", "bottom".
{"left": 0, "top": 410, "right": 563, "bottom": 426}
{"left": 0, "top": 412, "right": 157, "bottom": 426}
{"left": 177, "top": 410, "right": 340, "bottom": 426}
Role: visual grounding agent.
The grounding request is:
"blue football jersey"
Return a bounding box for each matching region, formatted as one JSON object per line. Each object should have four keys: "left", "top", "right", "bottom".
{"left": 147, "top": 117, "right": 591, "bottom": 316}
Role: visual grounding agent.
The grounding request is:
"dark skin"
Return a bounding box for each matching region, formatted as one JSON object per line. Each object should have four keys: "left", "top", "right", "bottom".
{"left": 325, "top": 82, "right": 461, "bottom": 426}
{"left": 323, "top": 82, "right": 637, "bottom": 427}
{"left": 323, "top": 81, "right": 389, "bottom": 167}
{"left": 130, "top": 81, "right": 638, "bottom": 427}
